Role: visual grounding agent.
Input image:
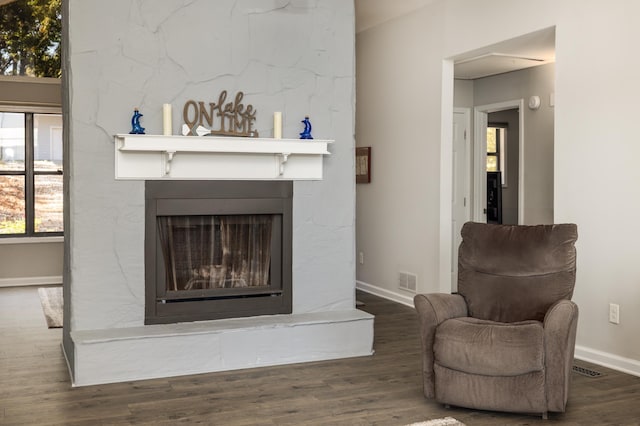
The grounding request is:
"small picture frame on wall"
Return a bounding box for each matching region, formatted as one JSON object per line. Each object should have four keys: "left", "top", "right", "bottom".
{"left": 356, "top": 147, "right": 371, "bottom": 184}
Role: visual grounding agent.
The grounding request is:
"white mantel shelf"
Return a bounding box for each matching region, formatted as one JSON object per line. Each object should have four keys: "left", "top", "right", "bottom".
{"left": 114, "top": 134, "right": 332, "bottom": 180}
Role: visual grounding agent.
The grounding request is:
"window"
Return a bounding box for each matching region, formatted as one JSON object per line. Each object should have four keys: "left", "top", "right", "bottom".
{"left": 0, "top": 110, "right": 63, "bottom": 236}
{"left": 487, "top": 125, "right": 507, "bottom": 186}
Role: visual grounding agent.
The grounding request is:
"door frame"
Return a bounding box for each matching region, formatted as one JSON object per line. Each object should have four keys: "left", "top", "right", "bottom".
{"left": 473, "top": 99, "right": 525, "bottom": 224}
{"left": 452, "top": 107, "right": 471, "bottom": 289}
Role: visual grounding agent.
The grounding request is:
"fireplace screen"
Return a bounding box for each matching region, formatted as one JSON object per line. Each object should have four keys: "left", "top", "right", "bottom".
{"left": 145, "top": 180, "right": 292, "bottom": 324}
{"left": 158, "top": 215, "right": 273, "bottom": 291}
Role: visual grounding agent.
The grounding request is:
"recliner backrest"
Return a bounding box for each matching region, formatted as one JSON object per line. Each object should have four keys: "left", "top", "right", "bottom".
{"left": 457, "top": 222, "right": 578, "bottom": 323}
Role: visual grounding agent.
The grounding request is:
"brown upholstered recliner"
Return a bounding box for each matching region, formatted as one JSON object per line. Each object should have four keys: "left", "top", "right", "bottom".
{"left": 414, "top": 222, "right": 578, "bottom": 419}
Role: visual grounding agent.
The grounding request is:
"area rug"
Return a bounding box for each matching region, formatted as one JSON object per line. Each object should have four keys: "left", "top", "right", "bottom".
{"left": 406, "top": 417, "right": 466, "bottom": 426}
{"left": 38, "top": 286, "right": 63, "bottom": 328}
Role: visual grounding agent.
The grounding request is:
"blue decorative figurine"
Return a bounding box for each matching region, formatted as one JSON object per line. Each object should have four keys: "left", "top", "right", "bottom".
{"left": 129, "top": 108, "right": 145, "bottom": 134}
{"left": 299, "top": 115, "right": 313, "bottom": 139}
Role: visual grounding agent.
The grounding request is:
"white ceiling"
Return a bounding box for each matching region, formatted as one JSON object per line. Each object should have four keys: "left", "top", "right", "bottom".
{"left": 355, "top": 1, "right": 555, "bottom": 80}
{"left": 453, "top": 28, "right": 555, "bottom": 79}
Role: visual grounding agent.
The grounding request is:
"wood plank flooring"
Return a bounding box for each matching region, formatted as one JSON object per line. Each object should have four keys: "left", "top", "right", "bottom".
{"left": 1, "top": 286, "right": 640, "bottom": 425}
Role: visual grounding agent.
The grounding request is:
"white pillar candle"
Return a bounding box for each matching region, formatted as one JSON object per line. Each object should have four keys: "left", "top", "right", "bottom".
{"left": 273, "top": 111, "right": 282, "bottom": 139}
{"left": 162, "top": 104, "right": 172, "bottom": 136}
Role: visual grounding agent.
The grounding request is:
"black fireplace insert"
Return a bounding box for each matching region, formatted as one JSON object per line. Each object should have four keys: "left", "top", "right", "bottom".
{"left": 145, "top": 180, "right": 292, "bottom": 324}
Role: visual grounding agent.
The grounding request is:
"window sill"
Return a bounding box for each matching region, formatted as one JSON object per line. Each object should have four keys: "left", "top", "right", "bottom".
{"left": 0, "top": 236, "right": 64, "bottom": 245}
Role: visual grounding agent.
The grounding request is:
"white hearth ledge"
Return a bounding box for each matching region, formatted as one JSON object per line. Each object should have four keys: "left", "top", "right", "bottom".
{"left": 114, "top": 134, "right": 332, "bottom": 180}
{"left": 69, "top": 309, "right": 374, "bottom": 386}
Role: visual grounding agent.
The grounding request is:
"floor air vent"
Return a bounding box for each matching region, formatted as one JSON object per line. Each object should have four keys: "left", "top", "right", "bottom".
{"left": 572, "top": 365, "right": 603, "bottom": 377}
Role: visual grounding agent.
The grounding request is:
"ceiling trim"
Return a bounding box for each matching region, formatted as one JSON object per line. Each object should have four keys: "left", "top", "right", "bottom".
{"left": 455, "top": 53, "right": 549, "bottom": 80}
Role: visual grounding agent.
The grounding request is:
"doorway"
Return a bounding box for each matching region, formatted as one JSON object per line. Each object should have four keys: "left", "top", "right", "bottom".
{"left": 487, "top": 109, "right": 519, "bottom": 225}
{"left": 442, "top": 27, "right": 556, "bottom": 292}
{"left": 473, "top": 100, "right": 525, "bottom": 225}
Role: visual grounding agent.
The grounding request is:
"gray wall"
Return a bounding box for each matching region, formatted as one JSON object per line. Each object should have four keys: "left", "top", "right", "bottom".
{"left": 0, "top": 241, "right": 63, "bottom": 281}
{"left": 0, "top": 77, "right": 63, "bottom": 285}
{"left": 355, "top": 7, "right": 445, "bottom": 301}
{"left": 64, "top": 0, "right": 356, "bottom": 375}
{"left": 454, "top": 79, "right": 474, "bottom": 108}
{"left": 355, "top": 0, "right": 640, "bottom": 372}
{"left": 0, "top": 77, "right": 61, "bottom": 108}
{"left": 474, "top": 63, "right": 555, "bottom": 224}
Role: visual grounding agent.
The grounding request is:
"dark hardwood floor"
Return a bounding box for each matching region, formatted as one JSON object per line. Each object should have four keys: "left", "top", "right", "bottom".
{"left": 1, "top": 286, "right": 640, "bottom": 425}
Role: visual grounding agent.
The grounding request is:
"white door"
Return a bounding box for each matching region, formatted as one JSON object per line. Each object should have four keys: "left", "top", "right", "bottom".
{"left": 452, "top": 108, "right": 471, "bottom": 288}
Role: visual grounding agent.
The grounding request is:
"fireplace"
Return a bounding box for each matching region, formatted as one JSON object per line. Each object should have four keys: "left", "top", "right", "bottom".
{"left": 145, "top": 180, "right": 292, "bottom": 324}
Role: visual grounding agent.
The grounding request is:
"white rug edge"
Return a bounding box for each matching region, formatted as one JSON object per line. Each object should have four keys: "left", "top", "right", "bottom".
{"left": 405, "top": 417, "right": 466, "bottom": 426}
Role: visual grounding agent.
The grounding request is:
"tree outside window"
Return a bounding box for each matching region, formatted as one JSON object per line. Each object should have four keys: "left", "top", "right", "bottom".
{"left": 0, "top": 0, "right": 62, "bottom": 77}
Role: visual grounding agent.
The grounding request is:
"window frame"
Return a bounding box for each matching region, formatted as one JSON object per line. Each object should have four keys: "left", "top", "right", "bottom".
{"left": 487, "top": 123, "right": 508, "bottom": 187}
{"left": 0, "top": 105, "right": 63, "bottom": 238}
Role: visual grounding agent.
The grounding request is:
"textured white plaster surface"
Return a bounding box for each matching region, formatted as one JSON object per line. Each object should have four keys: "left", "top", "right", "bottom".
{"left": 72, "top": 310, "right": 374, "bottom": 386}
{"left": 65, "top": 0, "right": 367, "bottom": 382}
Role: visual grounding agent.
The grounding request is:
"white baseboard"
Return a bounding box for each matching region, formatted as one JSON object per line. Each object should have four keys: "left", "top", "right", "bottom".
{"left": 0, "top": 275, "right": 62, "bottom": 288}
{"left": 356, "top": 280, "right": 415, "bottom": 308}
{"left": 575, "top": 344, "right": 640, "bottom": 378}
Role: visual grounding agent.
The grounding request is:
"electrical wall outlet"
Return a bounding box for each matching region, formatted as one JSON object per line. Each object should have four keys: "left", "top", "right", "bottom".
{"left": 358, "top": 252, "right": 364, "bottom": 265}
{"left": 609, "top": 303, "right": 620, "bottom": 324}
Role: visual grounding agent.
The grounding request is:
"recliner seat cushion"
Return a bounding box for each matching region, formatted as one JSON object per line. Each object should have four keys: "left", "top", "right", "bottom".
{"left": 434, "top": 317, "right": 544, "bottom": 376}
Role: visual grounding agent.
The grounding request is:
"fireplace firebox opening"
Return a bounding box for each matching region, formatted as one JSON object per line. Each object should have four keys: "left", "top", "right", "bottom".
{"left": 145, "top": 181, "right": 292, "bottom": 324}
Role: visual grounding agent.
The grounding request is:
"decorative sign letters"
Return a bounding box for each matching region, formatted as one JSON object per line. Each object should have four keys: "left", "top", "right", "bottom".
{"left": 183, "top": 91, "right": 258, "bottom": 137}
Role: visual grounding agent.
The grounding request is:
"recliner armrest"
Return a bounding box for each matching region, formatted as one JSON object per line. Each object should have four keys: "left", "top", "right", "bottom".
{"left": 415, "top": 293, "right": 467, "bottom": 324}
{"left": 543, "top": 299, "right": 579, "bottom": 412}
{"left": 414, "top": 293, "right": 468, "bottom": 398}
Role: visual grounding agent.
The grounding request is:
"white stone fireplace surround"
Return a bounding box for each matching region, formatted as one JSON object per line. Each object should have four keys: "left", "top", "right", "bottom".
{"left": 63, "top": 0, "right": 369, "bottom": 387}
{"left": 67, "top": 137, "right": 373, "bottom": 386}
